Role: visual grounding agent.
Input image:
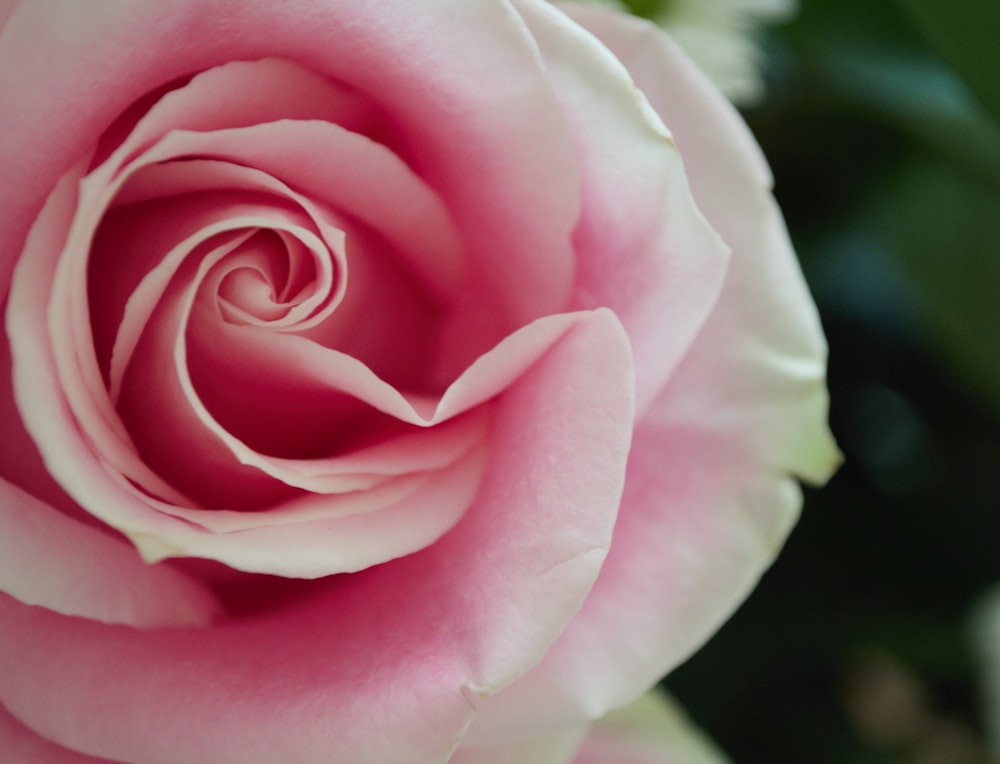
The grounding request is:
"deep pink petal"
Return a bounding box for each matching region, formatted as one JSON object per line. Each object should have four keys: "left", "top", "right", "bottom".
{"left": 0, "top": 309, "right": 634, "bottom": 764}
{"left": 96, "top": 188, "right": 340, "bottom": 401}
{"left": 136, "top": 118, "right": 464, "bottom": 302}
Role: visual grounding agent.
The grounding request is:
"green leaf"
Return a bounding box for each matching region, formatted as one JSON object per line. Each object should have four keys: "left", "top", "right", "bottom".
{"left": 817, "top": 48, "right": 1000, "bottom": 194}
{"left": 894, "top": 0, "right": 1000, "bottom": 127}
{"left": 621, "top": 0, "right": 672, "bottom": 20}
{"left": 873, "top": 157, "right": 1000, "bottom": 413}
{"left": 783, "top": 0, "right": 925, "bottom": 56}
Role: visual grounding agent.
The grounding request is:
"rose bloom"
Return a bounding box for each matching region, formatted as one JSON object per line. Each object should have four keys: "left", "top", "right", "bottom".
{"left": 0, "top": 2, "right": 837, "bottom": 763}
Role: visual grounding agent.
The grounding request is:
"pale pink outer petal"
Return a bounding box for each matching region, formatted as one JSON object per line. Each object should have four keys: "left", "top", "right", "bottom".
{"left": 0, "top": 309, "right": 635, "bottom": 764}
{"left": 468, "top": 430, "right": 808, "bottom": 740}
{"left": 0, "top": 703, "right": 120, "bottom": 764}
{"left": 577, "top": 7, "right": 838, "bottom": 482}
{"left": 572, "top": 691, "right": 730, "bottom": 764}
{"left": 512, "top": 0, "right": 730, "bottom": 413}
{"left": 465, "top": 5, "right": 838, "bottom": 742}
{"left": 0, "top": 478, "right": 219, "bottom": 628}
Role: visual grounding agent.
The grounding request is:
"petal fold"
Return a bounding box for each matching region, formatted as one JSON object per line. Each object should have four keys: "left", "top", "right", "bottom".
{"left": 0, "top": 478, "right": 219, "bottom": 628}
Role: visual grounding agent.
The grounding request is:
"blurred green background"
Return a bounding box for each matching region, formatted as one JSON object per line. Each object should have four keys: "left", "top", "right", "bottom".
{"left": 641, "top": 0, "right": 1000, "bottom": 761}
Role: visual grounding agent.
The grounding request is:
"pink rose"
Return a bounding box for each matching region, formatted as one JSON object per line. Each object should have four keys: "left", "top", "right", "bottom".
{"left": 0, "top": 2, "right": 837, "bottom": 762}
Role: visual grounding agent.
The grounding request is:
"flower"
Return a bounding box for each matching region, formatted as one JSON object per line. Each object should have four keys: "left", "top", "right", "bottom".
{"left": 971, "top": 586, "right": 1000, "bottom": 756}
{"left": 0, "top": 2, "right": 837, "bottom": 762}
{"left": 574, "top": 0, "right": 796, "bottom": 103}
{"left": 453, "top": 690, "right": 731, "bottom": 763}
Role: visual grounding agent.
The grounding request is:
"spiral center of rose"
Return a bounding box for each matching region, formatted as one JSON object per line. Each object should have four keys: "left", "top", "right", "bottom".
{"left": 7, "top": 57, "right": 517, "bottom": 576}
{"left": 215, "top": 230, "right": 321, "bottom": 325}
{"left": 88, "top": 135, "right": 457, "bottom": 505}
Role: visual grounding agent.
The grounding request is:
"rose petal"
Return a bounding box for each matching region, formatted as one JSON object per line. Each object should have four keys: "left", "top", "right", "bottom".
{"left": 193, "top": 410, "right": 495, "bottom": 506}
{"left": 465, "top": 7, "right": 837, "bottom": 741}
{"left": 99, "top": 188, "right": 341, "bottom": 400}
{"left": 467, "top": 427, "right": 806, "bottom": 738}
{"left": 132, "top": 443, "right": 490, "bottom": 578}
{"left": 0, "top": 478, "right": 219, "bottom": 628}
{"left": 1, "top": 703, "right": 120, "bottom": 764}
{"left": 513, "top": 0, "right": 731, "bottom": 413}
{"left": 96, "top": 57, "right": 380, "bottom": 171}
{"left": 134, "top": 118, "right": 465, "bottom": 302}
{"left": 82, "top": 55, "right": 460, "bottom": 310}
{"left": 2, "top": 1, "right": 605, "bottom": 581}
{"left": 21, "top": 199, "right": 467, "bottom": 576}
{"left": 13, "top": 176, "right": 626, "bottom": 580}
{"left": 0, "top": 309, "right": 634, "bottom": 764}
{"left": 92, "top": 309, "right": 622, "bottom": 575}
{"left": 0, "top": 330, "right": 80, "bottom": 528}
{"left": 570, "top": 5, "right": 838, "bottom": 482}
{"left": 0, "top": 590, "right": 475, "bottom": 764}
{"left": 8, "top": 167, "right": 337, "bottom": 514}
{"left": 0, "top": 1, "right": 16, "bottom": 31}
{"left": 11, "top": 171, "right": 631, "bottom": 580}
{"left": 7, "top": 162, "right": 210, "bottom": 511}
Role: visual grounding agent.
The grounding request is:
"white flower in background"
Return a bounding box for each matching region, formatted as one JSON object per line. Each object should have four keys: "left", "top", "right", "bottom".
{"left": 573, "top": 690, "right": 731, "bottom": 764}
{"left": 971, "top": 585, "right": 1000, "bottom": 756}
{"left": 572, "top": 0, "right": 795, "bottom": 104}
{"left": 452, "top": 691, "right": 731, "bottom": 763}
